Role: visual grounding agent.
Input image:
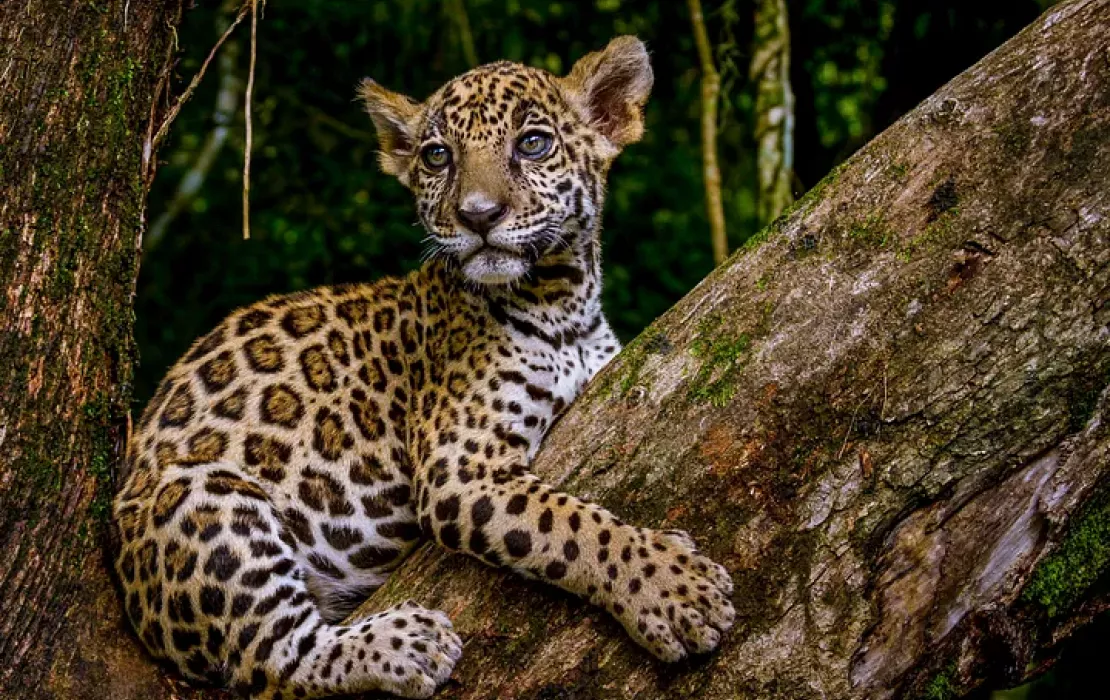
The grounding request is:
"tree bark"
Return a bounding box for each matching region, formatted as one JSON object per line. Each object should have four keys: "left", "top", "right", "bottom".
{"left": 356, "top": 1, "right": 1110, "bottom": 698}
{"left": 0, "top": 2, "right": 184, "bottom": 698}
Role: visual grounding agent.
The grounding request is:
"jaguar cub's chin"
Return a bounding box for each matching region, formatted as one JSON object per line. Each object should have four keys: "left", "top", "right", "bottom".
{"left": 461, "top": 247, "right": 531, "bottom": 286}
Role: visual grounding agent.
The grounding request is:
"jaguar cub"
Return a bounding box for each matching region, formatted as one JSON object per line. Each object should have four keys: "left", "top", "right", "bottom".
{"left": 114, "top": 37, "right": 734, "bottom": 699}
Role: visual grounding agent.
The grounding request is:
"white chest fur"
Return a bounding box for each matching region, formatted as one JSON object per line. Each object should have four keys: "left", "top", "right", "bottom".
{"left": 496, "top": 318, "right": 621, "bottom": 458}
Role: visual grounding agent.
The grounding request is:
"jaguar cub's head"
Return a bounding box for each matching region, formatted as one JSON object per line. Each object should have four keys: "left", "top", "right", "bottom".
{"left": 360, "top": 37, "right": 652, "bottom": 286}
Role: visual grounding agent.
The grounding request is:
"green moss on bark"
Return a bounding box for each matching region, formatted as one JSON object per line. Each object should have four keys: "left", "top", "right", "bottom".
{"left": 897, "top": 206, "right": 962, "bottom": 262}
{"left": 847, "top": 212, "right": 893, "bottom": 248}
{"left": 993, "top": 120, "right": 1032, "bottom": 157}
{"left": 1067, "top": 368, "right": 1109, "bottom": 433}
{"left": 918, "top": 665, "right": 959, "bottom": 700}
{"left": 1022, "top": 487, "right": 1110, "bottom": 617}
{"left": 82, "top": 393, "right": 118, "bottom": 526}
{"left": 687, "top": 322, "right": 751, "bottom": 407}
{"left": 612, "top": 327, "right": 666, "bottom": 397}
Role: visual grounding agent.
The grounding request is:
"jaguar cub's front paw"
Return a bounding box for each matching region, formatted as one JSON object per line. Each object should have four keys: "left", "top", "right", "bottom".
{"left": 357, "top": 601, "right": 464, "bottom": 699}
{"left": 607, "top": 529, "right": 734, "bottom": 662}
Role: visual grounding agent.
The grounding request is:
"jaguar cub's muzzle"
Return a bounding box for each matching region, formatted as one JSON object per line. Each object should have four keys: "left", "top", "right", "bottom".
{"left": 437, "top": 195, "right": 566, "bottom": 286}
{"left": 448, "top": 223, "right": 560, "bottom": 286}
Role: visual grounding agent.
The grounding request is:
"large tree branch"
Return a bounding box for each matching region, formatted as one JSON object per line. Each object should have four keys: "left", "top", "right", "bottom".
{"left": 358, "top": 1, "right": 1110, "bottom": 698}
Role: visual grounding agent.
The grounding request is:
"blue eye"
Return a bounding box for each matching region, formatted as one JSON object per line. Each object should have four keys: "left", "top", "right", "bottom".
{"left": 421, "top": 144, "right": 452, "bottom": 169}
{"left": 516, "top": 132, "right": 553, "bottom": 159}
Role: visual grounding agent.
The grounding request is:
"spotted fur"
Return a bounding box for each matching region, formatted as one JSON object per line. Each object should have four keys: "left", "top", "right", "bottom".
{"left": 114, "top": 37, "right": 734, "bottom": 700}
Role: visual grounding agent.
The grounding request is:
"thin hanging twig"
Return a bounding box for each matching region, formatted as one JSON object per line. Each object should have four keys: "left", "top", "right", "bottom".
{"left": 151, "top": 1, "right": 250, "bottom": 152}
{"left": 147, "top": 5, "right": 243, "bottom": 251}
{"left": 687, "top": 0, "right": 729, "bottom": 266}
{"left": 242, "top": 0, "right": 260, "bottom": 240}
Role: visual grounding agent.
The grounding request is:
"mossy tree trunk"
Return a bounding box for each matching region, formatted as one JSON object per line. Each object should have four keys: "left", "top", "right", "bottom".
{"left": 359, "top": 1, "right": 1110, "bottom": 698}
{"left": 0, "top": 1, "right": 184, "bottom": 697}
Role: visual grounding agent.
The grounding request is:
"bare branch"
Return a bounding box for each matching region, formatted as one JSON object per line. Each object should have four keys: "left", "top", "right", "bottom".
{"left": 146, "top": 5, "right": 243, "bottom": 251}
{"left": 150, "top": 1, "right": 250, "bottom": 152}
{"left": 242, "top": 0, "right": 261, "bottom": 241}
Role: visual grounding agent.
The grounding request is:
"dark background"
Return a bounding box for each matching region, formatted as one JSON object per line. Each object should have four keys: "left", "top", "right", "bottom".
{"left": 137, "top": 2, "right": 1102, "bottom": 695}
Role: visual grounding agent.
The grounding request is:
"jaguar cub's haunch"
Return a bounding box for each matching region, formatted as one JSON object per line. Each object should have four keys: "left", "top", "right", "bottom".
{"left": 114, "top": 37, "right": 734, "bottom": 699}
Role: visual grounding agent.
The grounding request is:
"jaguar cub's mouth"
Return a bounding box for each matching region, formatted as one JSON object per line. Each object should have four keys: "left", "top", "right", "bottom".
{"left": 461, "top": 246, "right": 531, "bottom": 286}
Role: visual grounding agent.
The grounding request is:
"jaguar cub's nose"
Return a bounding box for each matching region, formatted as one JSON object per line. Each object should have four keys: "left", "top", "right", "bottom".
{"left": 456, "top": 196, "right": 510, "bottom": 236}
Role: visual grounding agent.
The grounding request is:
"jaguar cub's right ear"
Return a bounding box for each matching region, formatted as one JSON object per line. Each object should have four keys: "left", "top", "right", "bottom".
{"left": 358, "top": 78, "right": 423, "bottom": 183}
{"left": 562, "top": 36, "right": 654, "bottom": 153}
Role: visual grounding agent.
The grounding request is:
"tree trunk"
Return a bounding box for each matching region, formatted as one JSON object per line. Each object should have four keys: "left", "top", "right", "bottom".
{"left": 357, "top": 1, "right": 1110, "bottom": 698}
{"left": 751, "top": 0, "right": 795, "bottom": 226}
{"left": 0, "top": 2, "right": 184, "bottom": 698}
{"left": 687, "top": 0, "right": 729, "bottom": 266}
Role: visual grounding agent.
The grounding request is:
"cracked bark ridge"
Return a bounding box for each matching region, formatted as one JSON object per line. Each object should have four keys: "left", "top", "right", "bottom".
{"left": 358, "top": 1, "right": 1110, "bottom": 698}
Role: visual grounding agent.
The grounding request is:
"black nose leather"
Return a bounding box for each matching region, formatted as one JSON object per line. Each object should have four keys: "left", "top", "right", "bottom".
{"left": 457, "top": 202, "right": 509, "bottom": 235}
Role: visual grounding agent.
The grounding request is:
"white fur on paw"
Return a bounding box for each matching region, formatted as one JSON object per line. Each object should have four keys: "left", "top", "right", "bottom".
{"left": 358, "top": 603, "right": 463, "bottom": 699}
{"left": 614, "top": 530, "right": 735, "bottom": 662}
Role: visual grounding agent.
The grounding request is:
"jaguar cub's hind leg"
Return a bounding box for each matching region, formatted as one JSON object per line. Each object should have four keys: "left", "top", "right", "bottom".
{"left": 257, "top": 601, "right": 461, "bottom": 700}
{"left": 115, "top": 463, "right": 461, "bottom": 699}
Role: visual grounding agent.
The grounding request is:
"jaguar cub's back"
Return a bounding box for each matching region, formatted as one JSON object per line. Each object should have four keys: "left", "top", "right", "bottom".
{"left": 114, "top": 36, "right": 734, "bottom": 700}
{"left": 119, "top": 278, "right": 425, "bottom": 612}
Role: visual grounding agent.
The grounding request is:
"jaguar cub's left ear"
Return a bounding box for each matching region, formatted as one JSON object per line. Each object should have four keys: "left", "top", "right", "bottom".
{"left": 358, "top": 78, "right": 423, "bottom": 183}
{"left": 562, "top": 36, "right": 654, "bottom": 152}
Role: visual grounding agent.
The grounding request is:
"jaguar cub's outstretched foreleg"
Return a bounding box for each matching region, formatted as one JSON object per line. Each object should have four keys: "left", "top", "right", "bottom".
{"left": 114, "top": 463, "right": 461, "bottom": 699}
{"left": 414, "top": 433, "right": 735, "bottom": 661}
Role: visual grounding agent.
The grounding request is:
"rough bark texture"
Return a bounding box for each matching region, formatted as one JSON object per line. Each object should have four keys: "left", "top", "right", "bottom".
{"left": 0, "top": 1, "right": 184, "bottom": 697}
{"left": 356, "top": 1, "right": 1110, "bottom": 698}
